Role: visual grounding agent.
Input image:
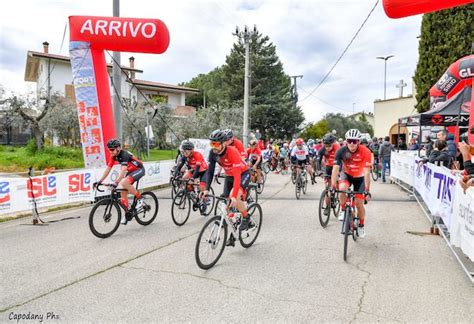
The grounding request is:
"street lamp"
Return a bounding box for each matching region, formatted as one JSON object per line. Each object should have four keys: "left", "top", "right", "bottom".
{"left": 376, "top": 55, "right": 394, "bottom": 100}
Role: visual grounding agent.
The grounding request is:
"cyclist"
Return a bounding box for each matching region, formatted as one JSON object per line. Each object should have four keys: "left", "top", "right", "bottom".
{"left": 224, "top": 129, "right": 247, "bottom": 159}
{"left": 290, "top": 138, "right": 314, "bottom": 182}
{"left": 307, "top": 139, "right": 317, "bottom": 184}
{"left": 317, "top": 133, "right": 341, "bottom": 215}
{"left": 96, "top": 139, "right": 146, "bottom": 224}
{"left": 370, "top": 137, "right": 381, "bottom": 175}
{"left": 279, "top": 142, "right": 290, "bottom": 174}
{"left": 331, "top": 129, "right": 371, "bottom": 238}
{"left": 174, "top": 140, "right": 208, "bottom": 192}
{"left": 202, "top": 129, "right": 252, "bottom": 246}
{"left": 246, "top": 139, "right": 263, "bottom": 183}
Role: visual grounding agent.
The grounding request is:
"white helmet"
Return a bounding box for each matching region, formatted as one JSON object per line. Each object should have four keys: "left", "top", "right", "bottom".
{"left": 345, "top": 129, "right": 361, "bottom": 140}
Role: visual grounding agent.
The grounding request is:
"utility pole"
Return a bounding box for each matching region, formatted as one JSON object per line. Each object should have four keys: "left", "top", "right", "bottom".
{"left": 376, "top": 55, "right": 394, "bottom": 100}
{"left": 112, "top": 0, "right": 122, "bottom": 141}
{"left": 290, "top": 75, "right": 303, "bottom": 108}
{"left": 233, "top": 25, "right": 258, "bottom": 148}
{"left": 352, "top": 102, "right": 356, "bottom": 114}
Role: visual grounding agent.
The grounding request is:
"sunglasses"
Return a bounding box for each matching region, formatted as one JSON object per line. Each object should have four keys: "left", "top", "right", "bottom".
{"left": 209, "top": 141, "right": 222, "bottom": 149}
{"left": 109, "top": 148, "right": 117, "bottom": 152}
{"left": 347, "top": 139, "right": 360, "bottom": 145}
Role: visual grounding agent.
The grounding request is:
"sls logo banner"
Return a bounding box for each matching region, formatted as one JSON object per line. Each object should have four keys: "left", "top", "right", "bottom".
{"left": 27, "top": 176, "right": 57, "bottom": 202}
{"left": 0, "top": 181, "right": 11, "bottom": 209}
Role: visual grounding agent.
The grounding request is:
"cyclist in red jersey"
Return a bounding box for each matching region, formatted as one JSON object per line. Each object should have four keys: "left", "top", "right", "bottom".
{"left": 202, "top": 130, "right": 252, "bottom": 245}
{"left": 224, "top": 129, "right": 247, "bottom": 159}
{"left": 317, "top": 133, "right": 340, "bottom": 215}
{"left": 331, "top": 129, "right": 371, "bottom": 238}
{"left": 96, "top": 139, "right": 146, "bottom": 224}
{"left": 246, "top": 139, "right": 263, "bottom": 183}
{"left": 174, "top": 140, "right": 208, "bottom": 191}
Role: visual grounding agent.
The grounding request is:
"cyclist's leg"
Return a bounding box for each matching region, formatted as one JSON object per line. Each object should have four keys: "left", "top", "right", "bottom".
{"left": 256, "top": 159, "right": 263, "bottom": 182}
{"left": 120, "top": 168, "right": 145, "bottom": 204}
{"left": 198, "top": 171, "right": 207, "bottom": 192}
{"left": 352, "top": 177, "right": 366, "bottom": 225}
{"left": 324, "top": 165, "right": 333, "bottom": 205}
{"left": 338, "top": 172, "right": 350, "bottom": 207}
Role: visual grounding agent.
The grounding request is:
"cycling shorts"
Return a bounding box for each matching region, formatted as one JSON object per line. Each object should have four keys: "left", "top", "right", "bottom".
{"left": 222, "top": 171, "right": 250, "bottom": 198}
{"left": 126, "top": 167, "right": 145, "bottom": 184}
{"left": 338, "top": 172, "right": 365, "bottom": 199}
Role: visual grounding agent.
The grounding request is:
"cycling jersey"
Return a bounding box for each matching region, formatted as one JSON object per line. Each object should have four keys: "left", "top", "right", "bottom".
{"left": 228, "top": 137, "right": 247, "bottom": 158}
{"left": 246, "top": 147, "right": 262, "bottom": 161}
{"left": 206, "top": 146, "right": 249, "bottom": 198}
{"left": 290, "top": 145, "right": 309, "bottom": 161}
{"left": 280, "top": 148, "right": 288, "bottom": 158}
{"left": 174, "top": 150, "right": 208, "bottom": 178}
{"left": 317, "top": 143, "right": 340, "bottom": 168}
{"left": 107, "top": 150, "right": 143, "bottom": 173}
{"left": 308, "top": 145, "right": 316, "bottom": 157}
{"left": 334, "top": 145, "right": 371, "bottom": 178}
{"left": 273, "top": 145, "right": 280, "bottom": 156}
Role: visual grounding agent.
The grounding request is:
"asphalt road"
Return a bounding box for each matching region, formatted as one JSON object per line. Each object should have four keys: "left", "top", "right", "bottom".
{"left": 1, "top": 173, "right": 472, "bottom": 322}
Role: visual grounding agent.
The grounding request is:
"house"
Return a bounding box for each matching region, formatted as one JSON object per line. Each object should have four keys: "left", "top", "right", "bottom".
{"left": 347, "top": 111, "right": 375, "bottom": 129}
{"left": 24, "top": 41, "right": 200, "bottom": 116}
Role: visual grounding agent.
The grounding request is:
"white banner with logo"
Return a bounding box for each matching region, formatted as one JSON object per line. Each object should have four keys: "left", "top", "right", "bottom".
{"left": 451, "top": 185, "right": 474, "bottom": 261}
{"left": 0, "top": 160, "right": 175, "bottom": 216}
{"left": 390, "top": 151, "right": 416, "bottom": 186}
{"left": 414, "top": 161, "right": 456, "bottom": 230}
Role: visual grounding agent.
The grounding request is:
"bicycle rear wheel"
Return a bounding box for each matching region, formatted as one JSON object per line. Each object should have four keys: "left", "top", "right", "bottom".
{"left": 89, "top": 199, "right": 121, "bottom": 238}
{"left": 195, "top": 216, "right": 227, "bottom": 269}
{"left": 332, "top": 192, "right": 341, "bottom": 218}
{"left": 302, "top": 173, "right": 308, "bottom": 194}
{"left": 318, "top": 190, "right": 331, "bottom": 228}
{"left": 343, "top": 208, "right": 352, "bottom": 261}
{"left": 135, "top": 191, "right": 159, "bottom": 225}
{"left": 171, "top": 190, "right": 191, "bottom": 226}
{"left": 239, "top": 203, "right": 263, "bottom": 248}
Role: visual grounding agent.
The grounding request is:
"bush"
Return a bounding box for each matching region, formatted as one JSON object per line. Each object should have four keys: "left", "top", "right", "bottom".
{"left": 25, "top": 139, "right": 38, "bottom": 155}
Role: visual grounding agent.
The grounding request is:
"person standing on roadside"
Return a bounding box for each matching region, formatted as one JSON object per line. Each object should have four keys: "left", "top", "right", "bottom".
{"left": 379, "top": 136, "right": 393, "bottom": 183}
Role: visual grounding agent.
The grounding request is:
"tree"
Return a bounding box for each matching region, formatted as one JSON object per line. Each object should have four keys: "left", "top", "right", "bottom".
{"left": 413, "top": 4, "right": 474, "bottom": 113}
{"left": 222, "top": 32, "right": 304, "bottom": 139}
{"left": 181, "top": 67, "right": 228, "bottom": 108}
{"left": 6, "top": 92, "right": 55, "bottom": 149}
{"left": 300, "top": 120, "right": 329, "bottom": 139}
{"left": 322, "top": 113, "right": 373, "bottom": 138}
{"left": 40, "top": 98, "right": 80, "bottom": 147}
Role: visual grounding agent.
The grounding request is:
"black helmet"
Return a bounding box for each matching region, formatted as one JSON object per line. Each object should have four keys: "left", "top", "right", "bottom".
{"left": 361, "top": 138, "right": 369, "bottom": 145}
{"left": 224, "top": 129, "right": 233, "bottom": 141}
{"left": 106, "top": 138, "right": 121, "bottom": 148}
{"left": 209, "top": 129, "right": 227, "bottom": 142}
{"left": 181, "top": 140, "right": 194, "bottom": 150}
{"left": 322, "top": 133, "right": 336, "bottom": 145}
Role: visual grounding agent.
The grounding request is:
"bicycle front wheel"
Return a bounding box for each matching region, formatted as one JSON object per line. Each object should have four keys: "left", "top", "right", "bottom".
{"left": 239, "top": 203, "right": 263, "bottom": 248}
{"left": 343, "top": 208, "right": 352, "bottom": 261}
{"left": 171, "top": 190, "right": 191, "bottom": 226}
{"left": 195, "top": 216, "right": 227, "bottom": 269}
{"left": 371, "top": 168, "right": 378, "bottom": 181}
{"left": 89, "top": 199, "right": 121, "bottom": 238}
{"left": 247, "top": 186, "right": 258, "bottom": 204}
{"left": 318, "top": 189, "right": 331, "bottom": 228}
{"left": 199, "top": 187, "right": 215, "bottom": 217}
{"left": 135, "top": 191, "right": 159, "bottom": 225}
{"left": 295, "top": 175, "right": 301, "bottom": 200}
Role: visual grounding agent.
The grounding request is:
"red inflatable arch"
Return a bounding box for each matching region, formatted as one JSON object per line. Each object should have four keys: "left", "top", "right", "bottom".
{"left": 69, "top": 16, "right": 169, "bottom": 168}
{"left": 383, "top": 0, "right": 474, "bottom": 142}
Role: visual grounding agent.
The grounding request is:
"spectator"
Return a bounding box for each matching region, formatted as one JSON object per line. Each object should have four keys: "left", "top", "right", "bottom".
{"left": 408, "top": 138, "right": 419, "bottom": 150}
{"left": 424, "top": 135, "right": 433, "bottom": 157}
{"left": 397, "top": 138, "right": 407, "bottom": 150}
{"left": 379, "top": 136, "right": 393, "bottom": 183}
{"left": 420, "top": 139, "right": 452, "bottom": 168}
{"left": 458, "top": 127, "right": 474, "bottom": 192}
{"left": 446, "top": 132, "right": 457, "bottom": 161}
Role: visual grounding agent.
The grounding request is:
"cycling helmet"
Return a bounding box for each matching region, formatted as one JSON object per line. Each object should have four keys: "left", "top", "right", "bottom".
{"left": 295, "top": 138, "right": 304, "bottom": 145}
{"left": 106, "top": 138, "right": 121, "bottom": 148}
{"left": 345, "top": 129, "right": 361, "bottom": 140}
{"left": 372, "top": 137, "right": 378, "bottom": 142}
{"left": 360, "top": 138, "right": 368, "bottom": 146}
{"left": 322, "top": 133, "right": 336, "bottom": 145}
{"left": 224, "top": 129, "right": 233, "bottom": 140}
{"left": 181, "top": 140, "right": 194, "bottom": 150}
{"left": 308, "top": 139, "right": 315, "bottom": 145}
{"left": 283, "top": 143, "right": 289, "bottom": 148}
{"left": 249, "top": 139, "right": 257, "bottom": 146}
{"left": 209, "top": 129, "right": 227, "bottom": 142}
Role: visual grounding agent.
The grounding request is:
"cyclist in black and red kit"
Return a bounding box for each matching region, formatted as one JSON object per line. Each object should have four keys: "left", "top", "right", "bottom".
{"left": 317, "top": 133, "right": 341, "bottom": 215}
{"left": 96, "top": 139, "right": 146, "bottom": 224}
{"left": 202, "top": 129, "right": 252, "bottom": 246}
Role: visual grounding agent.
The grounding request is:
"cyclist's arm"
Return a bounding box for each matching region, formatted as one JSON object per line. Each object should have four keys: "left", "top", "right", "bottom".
{"left": 192, "top": 163, "right": 201, "bottom": 178}
{"left": 205, "top": 153, "right": 216, "bottom": 191}
{"left": 364, "top": 166, "right": 371, "bottom": 192}
{"left": 174, "top": 157, "right": 185, "bottom": 177}
{"left": 331, "top": 164, "right": 340, "bottom": 188}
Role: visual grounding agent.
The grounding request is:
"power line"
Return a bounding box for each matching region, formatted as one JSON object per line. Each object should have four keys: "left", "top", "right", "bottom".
{"left": 300, "top": 0, "right": 379, "bottom": 102}
{"left": 297, "top": 86, "right": 352, "bottom": 113}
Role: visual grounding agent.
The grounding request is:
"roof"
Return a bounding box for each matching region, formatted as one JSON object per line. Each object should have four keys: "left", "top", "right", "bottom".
{"left": 25, "top": 50, "right": 143, "bottom": 82}
{"left": 129, "top": 79, "right": 199, "bottom": 94}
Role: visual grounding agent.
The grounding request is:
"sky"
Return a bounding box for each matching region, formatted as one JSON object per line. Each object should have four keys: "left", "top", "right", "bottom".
{"left": 0, "top": 0, "right": 422, "bottom": 123}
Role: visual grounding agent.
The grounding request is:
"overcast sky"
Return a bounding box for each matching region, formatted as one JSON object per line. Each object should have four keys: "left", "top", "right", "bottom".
{"left": 0, "top": 0, "right": 422, "bottom": 123}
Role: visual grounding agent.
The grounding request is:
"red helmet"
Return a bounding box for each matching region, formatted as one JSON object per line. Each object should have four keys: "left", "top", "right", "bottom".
{"left": 295, "top": 138, "right": 304, "bottom": 145}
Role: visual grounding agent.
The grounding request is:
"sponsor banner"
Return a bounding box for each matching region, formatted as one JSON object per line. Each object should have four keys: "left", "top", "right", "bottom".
{"left": 414, "top": 161, "right": 456, "bottom": 230}
{"left": 0, "top": 160, "right": 175, "bottom": 216}
{"left": 390, "top": 151, "right": 416, "bottom": 186}
{"left": 451, "top": 185, "right": 474, "bottom": 261}
{"left": 70, "top": 41, "right": 107, "bottom": 169}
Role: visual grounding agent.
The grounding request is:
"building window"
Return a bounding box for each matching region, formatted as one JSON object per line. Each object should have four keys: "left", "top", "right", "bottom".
{"left": 149, "top": 94, "right": 168, "bottom": 104}
{"left": 65, "top": 84, "right": 75, "bottom": 99}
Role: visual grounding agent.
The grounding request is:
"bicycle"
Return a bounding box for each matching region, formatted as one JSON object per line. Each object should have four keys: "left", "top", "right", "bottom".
{"left": 335, "top": 189, "right": 361, "bottom": 261}
{"left": 195, "top": 195, "right": 263, "bottom": 269}
{"left": 89, "top": 182, "right": 159, "bottom": 238}
{"left": 294, "top": 165, "right": 308, "bottom": 200}
{"left": 318, "top": 175, "right": 340, "bottom": 227}
{"left": 171, "top": 180, "right": 216, "bottom": 226}
{"left": 249, "top": 166, "right": 264, "bottom": 194}
{"left": 170, "top": 169, "right": 185, "bottom": 200}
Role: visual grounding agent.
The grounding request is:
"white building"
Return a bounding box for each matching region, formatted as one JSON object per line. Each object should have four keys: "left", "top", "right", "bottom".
{"left": 24, "top": 41, "right": 199, "bottom": 116}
